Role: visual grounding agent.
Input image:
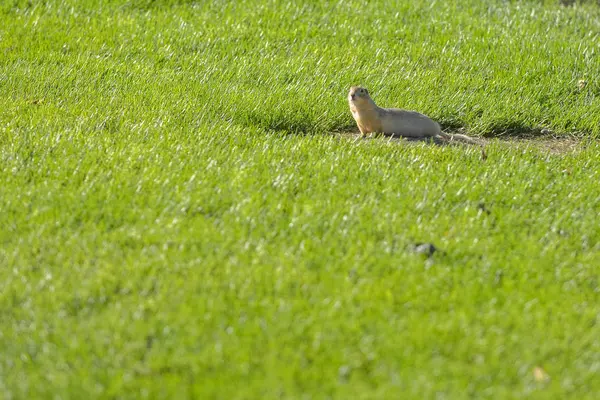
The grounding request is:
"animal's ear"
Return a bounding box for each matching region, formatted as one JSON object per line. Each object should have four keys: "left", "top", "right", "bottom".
{"left": 364, "top": 88, "right": 369, "bottom": 95}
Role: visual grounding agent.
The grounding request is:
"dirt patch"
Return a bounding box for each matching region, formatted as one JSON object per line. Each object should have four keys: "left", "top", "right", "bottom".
{"left": 492, "top": 135, "right": 584, "bottom": 154}
{"left": 335, "top": 131, "right": 585, "bottom": 155}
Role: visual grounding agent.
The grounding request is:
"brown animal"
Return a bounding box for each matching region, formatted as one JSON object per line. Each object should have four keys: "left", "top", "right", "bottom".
{"left": 348, "top": 86, "right": 480, "bottom": 145}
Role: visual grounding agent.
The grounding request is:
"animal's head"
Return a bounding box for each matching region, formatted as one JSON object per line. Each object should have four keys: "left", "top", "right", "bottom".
{"left": 348, "top": 86, "right": 371, "bottom": 104}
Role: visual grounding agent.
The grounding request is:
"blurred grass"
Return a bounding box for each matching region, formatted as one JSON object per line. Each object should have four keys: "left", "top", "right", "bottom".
{"left": 1, "top": 0, "right": 600, "bottom": 398}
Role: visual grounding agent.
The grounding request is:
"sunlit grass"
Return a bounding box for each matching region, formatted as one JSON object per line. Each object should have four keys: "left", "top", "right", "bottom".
{"left": 1, "top": 0, "right": 599, "bottom": 398}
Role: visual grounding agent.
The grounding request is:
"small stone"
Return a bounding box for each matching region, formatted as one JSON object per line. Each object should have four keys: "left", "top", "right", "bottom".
{"left": 413, "top": 243, "right": 438, "bottom": 257}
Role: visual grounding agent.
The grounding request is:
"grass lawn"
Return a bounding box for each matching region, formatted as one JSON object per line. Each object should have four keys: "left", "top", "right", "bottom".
{"left": 1, "top": 0, "right": 600, "bottom": 398}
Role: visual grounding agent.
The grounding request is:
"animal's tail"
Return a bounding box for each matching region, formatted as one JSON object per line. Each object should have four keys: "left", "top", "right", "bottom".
{"left": 438, "top": 131, "right": 482, "bottom": 145}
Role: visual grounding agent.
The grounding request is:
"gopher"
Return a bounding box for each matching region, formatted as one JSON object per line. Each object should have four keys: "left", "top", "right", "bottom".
{"left": 348, "top": 86, "right": 480, "bottom": 145}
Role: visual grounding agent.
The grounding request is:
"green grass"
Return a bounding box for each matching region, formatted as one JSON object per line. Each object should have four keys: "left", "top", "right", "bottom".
{"left": 1, "top": 0, "right": 600, "bottom": 398}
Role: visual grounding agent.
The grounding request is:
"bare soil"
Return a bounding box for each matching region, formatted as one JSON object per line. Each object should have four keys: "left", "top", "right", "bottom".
{"left": 336, "top": 131, "right": 586, "bottom": 155}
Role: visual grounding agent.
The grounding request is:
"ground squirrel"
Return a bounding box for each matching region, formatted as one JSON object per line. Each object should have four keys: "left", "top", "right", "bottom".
{"left": 348, "top": 86, "right": 480, "bottom": 145}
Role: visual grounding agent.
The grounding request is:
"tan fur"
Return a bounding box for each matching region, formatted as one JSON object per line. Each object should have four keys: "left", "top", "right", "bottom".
{"left": 348, "top": 86, "right": 480, "bottom": 145}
